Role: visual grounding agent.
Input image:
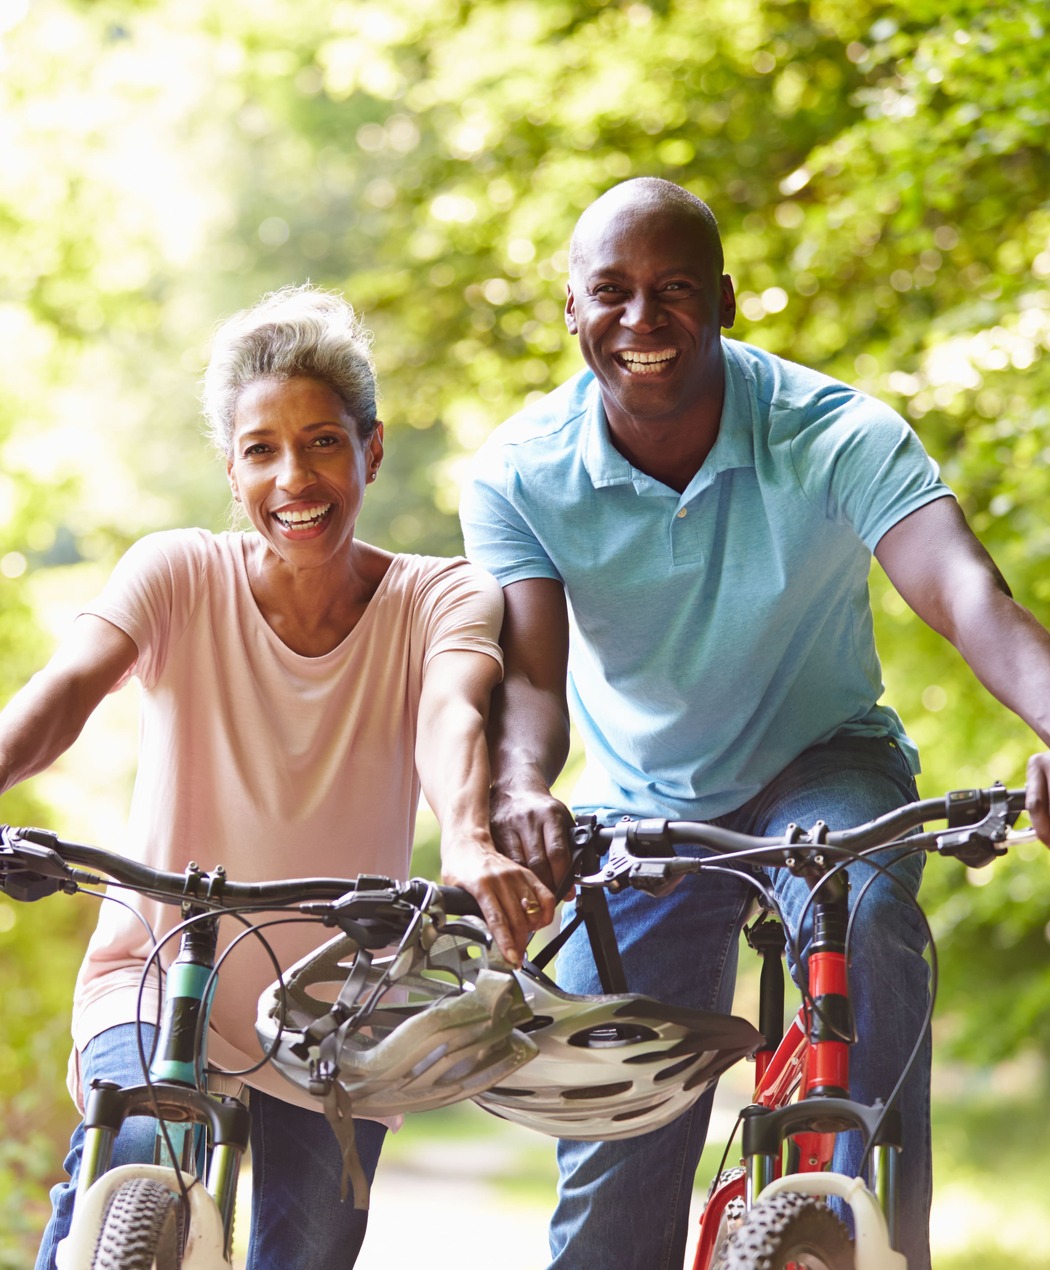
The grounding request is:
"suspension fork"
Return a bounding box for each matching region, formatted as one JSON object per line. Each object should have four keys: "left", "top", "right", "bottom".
{"left": 741, "top": 866, "right": 903, "bottom": 1250}
{"left": 77, "top": 911, "right": 220, "bottom": 1187}
{"left": 75, "top": 910, "right": 248, "bottom": 1257}
{"left": 741, "top": 865, "right": 853, "bottom": 1202}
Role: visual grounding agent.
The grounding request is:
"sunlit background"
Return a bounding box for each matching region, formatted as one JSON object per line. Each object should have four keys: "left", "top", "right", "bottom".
{"left": 2, "top": 1, "right": 1050, "bottom": 1265}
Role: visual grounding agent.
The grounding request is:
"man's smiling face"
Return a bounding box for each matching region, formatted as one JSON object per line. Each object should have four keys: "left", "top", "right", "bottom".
{"left": 565, "top": 197, "right": 735, "bottom": 438}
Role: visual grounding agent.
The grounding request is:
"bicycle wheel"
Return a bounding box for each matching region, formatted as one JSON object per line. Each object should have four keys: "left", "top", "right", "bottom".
{"left": 91, "top": 1178, "right": 185, "bottom": 1270}
{"left": 713, "top": 1191, "right": 854, "bottom": 1270}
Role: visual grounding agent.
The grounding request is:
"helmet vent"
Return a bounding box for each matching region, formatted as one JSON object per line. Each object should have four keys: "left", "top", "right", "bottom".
{"left": 518, "top": 1014, "right": 556, "bottom": 1034}
{"left": 562, "top": 1081, "right": 634, "bottom": 1101}
{"left": 568, "top": 1023, "right": 660, "bottom": 1049}
{"left": 654, "top": 1054, "right": 700, "bottom": 1083}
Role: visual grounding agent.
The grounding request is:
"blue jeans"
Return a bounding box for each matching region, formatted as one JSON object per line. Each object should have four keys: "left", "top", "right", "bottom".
{"left": 36, "top": 1023, "right": 387, "bottom": 1270}
{"left": 550, "top": 736, "right": 931, "bottom": 1270}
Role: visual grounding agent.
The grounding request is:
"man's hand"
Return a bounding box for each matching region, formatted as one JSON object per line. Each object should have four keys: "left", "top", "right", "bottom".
{"left": 489, "top": 779, "right": 575, "bottom": 896}
{"left": 1025, "top": 751, "right": 1050, "bottom": 845}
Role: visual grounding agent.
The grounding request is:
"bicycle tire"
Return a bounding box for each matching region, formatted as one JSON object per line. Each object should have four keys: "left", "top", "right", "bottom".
{"left": 712, "top": 1191, "right": 855, "bottom": 1270}
{"left": 91, "top": 1178, "right": 185, "bottom": 1270}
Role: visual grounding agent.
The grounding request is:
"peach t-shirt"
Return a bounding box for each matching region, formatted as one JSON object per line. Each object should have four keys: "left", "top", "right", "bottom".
{"left": 67, "top": 528, "right": 503, "bottom": 1112}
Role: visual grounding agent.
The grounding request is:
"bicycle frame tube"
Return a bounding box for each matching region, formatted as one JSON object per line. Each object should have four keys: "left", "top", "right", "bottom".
{"left": 150, "top": 912, "right": 219, "bottom": 1087}
{"left": 753, "top": 1012, "right": 807, "bottom": 1108}
{"left": 801, "top": 880, "right": 852, "bottom": 1099}
{"left": 803, "top": 948, "right": 850, "bottom": 1099}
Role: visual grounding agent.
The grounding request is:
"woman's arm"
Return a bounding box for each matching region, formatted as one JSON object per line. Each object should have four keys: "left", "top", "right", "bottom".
{"left": 0, "top": 615, "right": 137, "bottom": 797}
{"left": 415, "top": 647, "right": 554, "bottom": 966}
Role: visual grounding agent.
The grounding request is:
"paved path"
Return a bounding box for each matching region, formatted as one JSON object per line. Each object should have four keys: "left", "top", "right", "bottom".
{"left": 359, "top": 1151, "right": 552, "bottom": 1269}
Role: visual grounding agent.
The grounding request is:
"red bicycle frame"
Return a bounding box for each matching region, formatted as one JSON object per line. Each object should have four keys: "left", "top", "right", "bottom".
{"left": 690, "top": 876, "right": 896, "bottom": 1270}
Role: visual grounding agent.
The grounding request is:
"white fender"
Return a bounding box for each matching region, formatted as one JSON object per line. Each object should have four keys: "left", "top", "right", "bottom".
{"left": 56, "top": 1163, "right": 230, "bottom": 1269}
{"left": 756, "top": 1173, "right": 909, "bottom": 1270}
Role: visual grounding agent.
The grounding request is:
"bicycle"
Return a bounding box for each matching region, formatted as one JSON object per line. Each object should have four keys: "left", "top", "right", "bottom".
{"left": 0, "top": 825, "right": 529, "bottom": 1269}
{"left": 472, "top": 781, "right": 1035, "bottom": 1270}
{"left": 3, "top": 783, "right": 1034, "bottom": 1269}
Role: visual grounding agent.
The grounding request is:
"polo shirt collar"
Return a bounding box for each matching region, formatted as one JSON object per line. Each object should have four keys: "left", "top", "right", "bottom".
{"left": 581, "top": 377, "right": 634, "bottom": 489}
{"left": 581, "top": 342, "right": 756, "bottom": 493}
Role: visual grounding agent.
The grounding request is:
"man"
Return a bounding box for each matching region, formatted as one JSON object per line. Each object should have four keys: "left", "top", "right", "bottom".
{"left": 460, "top": 177, "right": 1050, "bottom": 1270}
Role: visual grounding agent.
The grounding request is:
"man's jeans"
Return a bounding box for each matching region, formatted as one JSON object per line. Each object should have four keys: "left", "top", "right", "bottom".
{"left": 36, "top": 1023, "right": 387, "bottom": 1270}
{"left": 549, "top": 737, "right": 932, "bottom": 1270}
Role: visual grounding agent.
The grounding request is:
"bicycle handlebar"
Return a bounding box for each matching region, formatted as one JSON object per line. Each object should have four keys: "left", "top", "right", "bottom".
{"left": 0, "top": 824, "right": 484, "bottom": 920}
{"left": 0, "top": 783, "right": 1030, "bottom": 920}
{"left": 569, "top": 784, "right": 1029, "bottom": 894}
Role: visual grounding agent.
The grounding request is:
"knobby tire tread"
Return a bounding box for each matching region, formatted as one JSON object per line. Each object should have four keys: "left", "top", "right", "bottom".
{"left": 713, "top": 1190, "right": 855, "bottom": 1270}
{"left": 91, "top": 1177, "right": 184, "bottom": 1270}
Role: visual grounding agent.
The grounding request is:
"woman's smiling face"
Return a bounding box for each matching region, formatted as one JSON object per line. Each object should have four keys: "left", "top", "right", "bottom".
{"left": 226, "top": 376, "right": 382, "bottom": 568}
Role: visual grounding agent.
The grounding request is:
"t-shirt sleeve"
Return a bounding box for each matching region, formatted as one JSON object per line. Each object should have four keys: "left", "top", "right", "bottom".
{"left": 460, "top": 445, "right": 563, "bottom": 586}
{"left": 416, "top": 558, "right": 505, "bottom": 674}
{"left": 78, "top": 531, "right": 199, "bottom": 690}
{"left": 787, "top": 387, "right": 954, "bottom": 551}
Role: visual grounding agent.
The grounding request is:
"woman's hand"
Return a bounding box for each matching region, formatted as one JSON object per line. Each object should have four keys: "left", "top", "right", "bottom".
{"left": 440, "top": 834, "right": 556, "bottom": 967}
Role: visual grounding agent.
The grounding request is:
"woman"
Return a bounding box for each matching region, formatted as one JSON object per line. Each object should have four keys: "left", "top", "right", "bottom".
{"left": 0, "top": 284, "right": 555, "bottom": 1268}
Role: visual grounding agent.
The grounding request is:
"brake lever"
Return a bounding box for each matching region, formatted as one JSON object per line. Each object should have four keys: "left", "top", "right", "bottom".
{"left": 935, "top": 782, "right": 1017, "bottom": 868}
{"left": 577, "top": 820, "right": 695, "bottom": 897}
{"left": 0, "top": 828, "right": 98, "bottom": 902}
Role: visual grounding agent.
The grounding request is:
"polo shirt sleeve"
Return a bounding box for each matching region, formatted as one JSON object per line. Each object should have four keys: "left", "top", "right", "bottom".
{"left": 460, "top": 443, "right": 563, "bottom": 586}
{"left": 787, "top": 387, "right": 954, "bottom": 551}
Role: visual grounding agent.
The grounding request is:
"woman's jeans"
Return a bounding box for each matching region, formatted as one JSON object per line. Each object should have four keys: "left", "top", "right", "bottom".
{"left": 36, "top": 1023, "right": 387, "bottom": 1270}
{"left": 549, "top": 737, "right": 932, "bottom": 1270}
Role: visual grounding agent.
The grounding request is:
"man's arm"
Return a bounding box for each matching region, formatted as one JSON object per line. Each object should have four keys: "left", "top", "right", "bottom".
{"left": 0, "top": 615, "right": 138, "bottom": 797}
{"left": 486, "top": 577, "right": 576, "bottom": 892}
{"left": 415, "top": 647, "right": 554, "bottom": 966}
{"left": 874, "top": 496, "right": 1050, "bottom": 840}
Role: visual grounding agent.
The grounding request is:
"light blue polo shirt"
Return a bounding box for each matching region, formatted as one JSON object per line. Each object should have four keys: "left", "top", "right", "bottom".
{"left": 461, "top": 338, "right": 953, "bottom": 822}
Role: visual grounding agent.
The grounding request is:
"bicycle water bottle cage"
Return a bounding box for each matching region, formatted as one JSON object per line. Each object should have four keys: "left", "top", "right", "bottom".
{"left": 937, "top": 783, "right": 1016, "bottom": 868}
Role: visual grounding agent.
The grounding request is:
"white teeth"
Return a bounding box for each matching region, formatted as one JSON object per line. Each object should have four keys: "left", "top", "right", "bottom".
{"left": 275, "top": 505, "right": 331, "bottom": 527}
{"left": 619, "top": 350, "right": 676, "bottom": 373}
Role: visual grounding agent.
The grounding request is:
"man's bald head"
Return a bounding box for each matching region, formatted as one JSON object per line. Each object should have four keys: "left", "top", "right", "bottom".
{"left": 568, "top": 179, "right": 724, "bottom": 279}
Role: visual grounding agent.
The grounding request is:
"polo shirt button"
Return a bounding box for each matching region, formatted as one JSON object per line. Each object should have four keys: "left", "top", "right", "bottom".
{"left": 676, "top": 508, "right": 688, "bottom": 519}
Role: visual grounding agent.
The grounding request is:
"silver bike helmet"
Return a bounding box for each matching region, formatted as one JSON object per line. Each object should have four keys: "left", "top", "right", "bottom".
{"left": 472, "top": 965, "right": 762, "bottom": 1139}
{"left": 256, "top": 914, "right": 537, "bottom": 1118}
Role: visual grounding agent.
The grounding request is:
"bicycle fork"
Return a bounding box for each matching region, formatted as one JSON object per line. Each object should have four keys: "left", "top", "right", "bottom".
{"left": 693, "top": 879, "right": 907, "bottom": 1269}
{"left": 68, "top": 914, "right": 251, "bottom": 1265}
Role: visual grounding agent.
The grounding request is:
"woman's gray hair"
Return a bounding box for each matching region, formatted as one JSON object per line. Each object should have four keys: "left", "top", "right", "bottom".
{"left": 203, "top": 283, "right": 379, "bottom": 455}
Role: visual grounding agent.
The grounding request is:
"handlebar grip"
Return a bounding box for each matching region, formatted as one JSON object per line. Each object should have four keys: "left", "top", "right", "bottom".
{"left": 400, "top": 879, "right": 483, "bottom": 918}
{"left": 437, "top": 885, "right": 483, "bottom": 918}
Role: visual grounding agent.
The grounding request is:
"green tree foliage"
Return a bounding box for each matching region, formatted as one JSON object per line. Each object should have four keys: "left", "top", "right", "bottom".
{"left": 1, "top": 0, "right": 1049, "bottom": 1257}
